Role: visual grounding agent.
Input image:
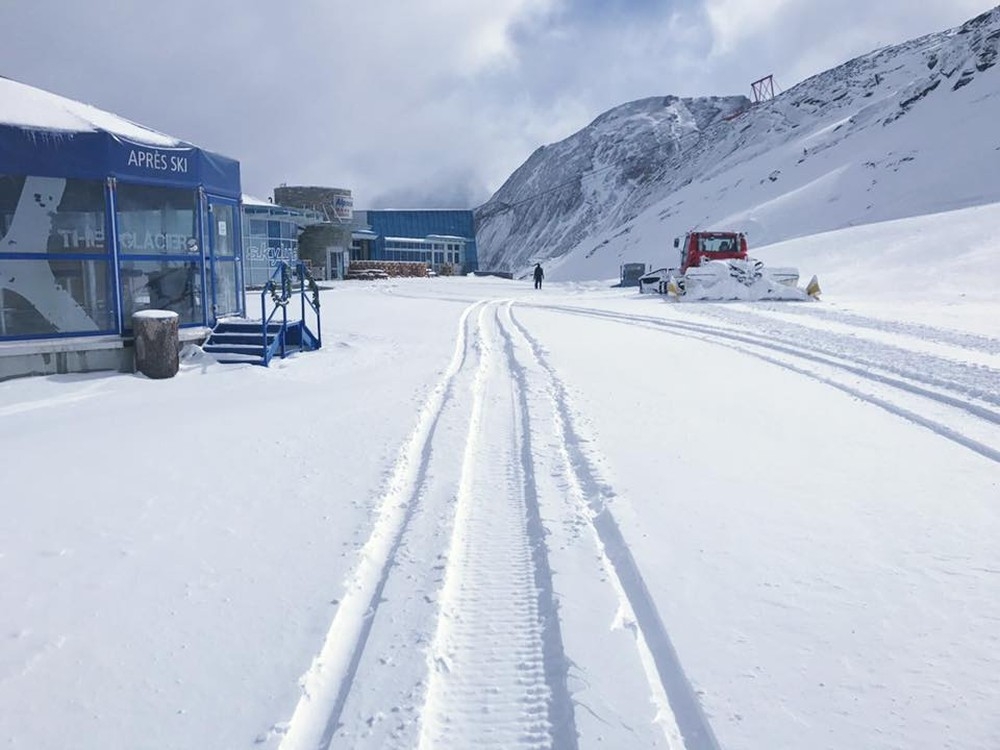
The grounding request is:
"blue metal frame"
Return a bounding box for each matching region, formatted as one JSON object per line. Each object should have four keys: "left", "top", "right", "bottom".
{"left": 0, "top": 252, "right": 111, "bottom": 261}
{"left": 106, "top": 177, "right": 124, "bottom": 333}
{"left": 198, "top": 187, "right": 210, "bottom": 326}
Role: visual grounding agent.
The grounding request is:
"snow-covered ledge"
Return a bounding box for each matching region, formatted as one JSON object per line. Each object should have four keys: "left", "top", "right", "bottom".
{"left": 0, "top": 326, "right": 211, "bottom": 381}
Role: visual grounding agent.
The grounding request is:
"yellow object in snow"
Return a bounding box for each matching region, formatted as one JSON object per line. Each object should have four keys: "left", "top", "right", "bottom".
{"left": 805, "top": 275, "right": 821, "bottom": 298}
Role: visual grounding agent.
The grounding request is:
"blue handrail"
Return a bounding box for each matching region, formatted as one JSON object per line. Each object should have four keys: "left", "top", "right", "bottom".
{"left": 296, "top": 262, "right": 322, "bottom": 349}
{"left": 259, "top": 261, "right": 321, "bottom": 366}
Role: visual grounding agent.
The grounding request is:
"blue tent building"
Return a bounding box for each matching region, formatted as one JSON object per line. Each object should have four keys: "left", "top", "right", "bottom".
{"left": 0, "top": 77, "right": 244, "bottom": 378}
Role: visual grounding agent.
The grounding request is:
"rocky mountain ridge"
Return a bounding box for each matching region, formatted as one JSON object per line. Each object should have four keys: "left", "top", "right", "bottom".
{"left": 474, "top": 6, "right": 1000, "bottom": 280}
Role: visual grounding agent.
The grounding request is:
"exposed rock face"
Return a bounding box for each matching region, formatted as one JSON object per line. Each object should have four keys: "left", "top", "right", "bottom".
{"left": 475, "top": 96, "right": 749, "bottom": 274}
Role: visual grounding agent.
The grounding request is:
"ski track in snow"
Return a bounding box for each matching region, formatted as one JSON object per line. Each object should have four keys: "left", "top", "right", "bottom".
{"left": 529, "top": 303, "right": 1000, "bottom": 464}
{"left": 275, "top": 300, "right": 486, "bottom": 750}
{"left": 274, "top": 296, "right": 724, "bottom": 749}
{"left": 417, "top": 303, "right": 572, "bottom": 749}
{"left": 505, "top": 306, "right": 721, "bottom": 750}
{"left": 276, "top": 300, "right": 582, "bottom": 750}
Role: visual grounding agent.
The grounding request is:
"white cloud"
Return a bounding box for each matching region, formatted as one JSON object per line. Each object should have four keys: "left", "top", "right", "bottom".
{"left": 703, "top": 0, "right": 797, "bottom": 57}
{"left": 453, "top": 0, "right": 558, "bottom": 72}
{"left": 0, "top": 0, "right": 994, "bottom": 208}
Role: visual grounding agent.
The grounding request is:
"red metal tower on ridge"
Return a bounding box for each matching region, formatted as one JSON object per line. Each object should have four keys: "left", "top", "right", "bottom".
{"left": 751, "top": 74, "right": 775, "bottom": 104}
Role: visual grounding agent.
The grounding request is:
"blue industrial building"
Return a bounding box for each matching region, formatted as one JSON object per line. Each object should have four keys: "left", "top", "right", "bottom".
{"left": 352, "top": 209, "right": 478, "bottom": 274}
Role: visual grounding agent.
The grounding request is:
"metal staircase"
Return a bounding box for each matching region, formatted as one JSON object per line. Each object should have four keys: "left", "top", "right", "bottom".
{"left": 203, "top": 261, "right": 322, "bottom": 366}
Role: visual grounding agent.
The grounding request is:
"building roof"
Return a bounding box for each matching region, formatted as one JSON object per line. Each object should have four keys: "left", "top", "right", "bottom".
{"left": 0, "top": 76, "right": 179, "bottom": 146}
{"left": 0, "top": 77, "right": 240, "bottom": 197}
{"left": 242, "top": 193, "right": 274, "bottom": 207}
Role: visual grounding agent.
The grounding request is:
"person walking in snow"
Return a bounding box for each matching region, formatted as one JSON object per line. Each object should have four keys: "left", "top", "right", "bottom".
{"left": 533, "top": 263, "right": 544, "bottom": 290}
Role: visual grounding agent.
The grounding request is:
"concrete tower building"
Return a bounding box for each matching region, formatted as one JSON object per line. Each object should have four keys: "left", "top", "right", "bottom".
{"left": 273, "top": 186, "right": 353, "bottom": 279}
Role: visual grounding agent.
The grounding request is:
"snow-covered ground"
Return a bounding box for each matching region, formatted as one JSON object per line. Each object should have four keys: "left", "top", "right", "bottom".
{"left": 2, "top": 205, "right": 998, "bottom": 750}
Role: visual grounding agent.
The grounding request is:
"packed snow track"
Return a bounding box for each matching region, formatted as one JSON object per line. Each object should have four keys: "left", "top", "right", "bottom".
{"left": 267, "top": 279, "right": 999, "bottom": 750}
{"left": 529, "top": 302, "right": 1000, "bottom": 464}
{"left": 276, "top": 300, "right": 711, "bottom": 749}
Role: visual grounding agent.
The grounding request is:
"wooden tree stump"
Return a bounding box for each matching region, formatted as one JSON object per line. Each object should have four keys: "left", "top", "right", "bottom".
{"left": 132, "top": 310, "right": 179, "bottom": 379}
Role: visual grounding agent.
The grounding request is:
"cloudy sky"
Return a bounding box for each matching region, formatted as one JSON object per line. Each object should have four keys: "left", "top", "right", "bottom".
{"left": 1, "top": 0, "right": 991, "bottom": 208}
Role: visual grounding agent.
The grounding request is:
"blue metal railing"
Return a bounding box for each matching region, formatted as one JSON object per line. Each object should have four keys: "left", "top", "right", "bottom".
{"left": 259, "top": 261, "right": 321, "bottom": 366}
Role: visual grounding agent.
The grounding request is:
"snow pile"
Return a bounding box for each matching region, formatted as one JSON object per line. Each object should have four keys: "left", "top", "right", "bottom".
{"left": 0, "top": 76, "right": 180, "bottom": 146}
{"left": 678, "top": 259, "right": 813, "bottom": 301}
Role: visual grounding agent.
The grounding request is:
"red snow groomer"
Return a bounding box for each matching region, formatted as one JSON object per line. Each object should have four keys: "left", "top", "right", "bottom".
{"left": 638, "top": 230, "right": 820, "bottom": 301}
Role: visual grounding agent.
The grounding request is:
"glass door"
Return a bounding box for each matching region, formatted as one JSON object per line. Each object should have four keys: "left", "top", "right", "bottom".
{"left": 206, "top": 196, "right": 243, "bottom": 320}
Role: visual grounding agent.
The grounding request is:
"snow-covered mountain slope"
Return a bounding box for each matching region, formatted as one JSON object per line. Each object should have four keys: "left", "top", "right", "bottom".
{"left": 475, "top": 95, "right": 749, "bottom": 273}
{"left": 475, "top": 6, "right": 1000, "bottom": 281}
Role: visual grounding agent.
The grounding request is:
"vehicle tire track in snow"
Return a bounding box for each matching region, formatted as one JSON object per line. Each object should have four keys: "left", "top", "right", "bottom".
{"left": 541, "top": 304, "right": 1000, "bottom": 411}
{"left": 495, "top": 302, "right": 580, "bottom": 749}
{"left": 548, "top": 304, "right": 1000, "bottom": 422}
{"left": 277, "top": 301, "right": 486, "bottom": 750}
{"left": 729, "top": 301, "right": 1000, "bottom": 355}
{"left": 532, "top": 304, "right": 1000, "bottom": 464}
{"left": 693, "top": 303, "right": 1000, "bottom": 392}
{"left": 417, "top": 302, "right": 576, "bottom": 749}
{"left": 505, "top": 306, "right": 723, "bottom": 750}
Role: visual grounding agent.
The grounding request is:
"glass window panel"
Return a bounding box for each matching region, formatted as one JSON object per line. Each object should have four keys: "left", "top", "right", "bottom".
{"left": 120, "top": 259, "right": 203, "bottom": 326}
{"left": 1, "top": 175, "right": 113, "bottom": 337}
{"left": 48, "top": 179, "right": 107, "bottom": 255}
{"left": 0, "top": 258, "right": 113, "bottom": 336}
{"left": 1, "top": 175, "right": 107, "bottom": 256}
{"left": 116, "top": 184, "right": 197, "bottom": 255}
{"left": 211, "top": 204, "right": 235, "bottom": 257}
{"left": 0, "top": 174, "right": 26, "bottom": 239}
{"left": 212, "top": 259, "right": 239, "bottom": 317}
{"left": 0, "top": 286, "right": 53, "bottom": 337}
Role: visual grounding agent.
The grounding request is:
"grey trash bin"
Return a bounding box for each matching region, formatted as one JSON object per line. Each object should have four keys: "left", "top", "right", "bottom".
{"left": 132, "top": 309, "right": 180, "bottom": 379}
